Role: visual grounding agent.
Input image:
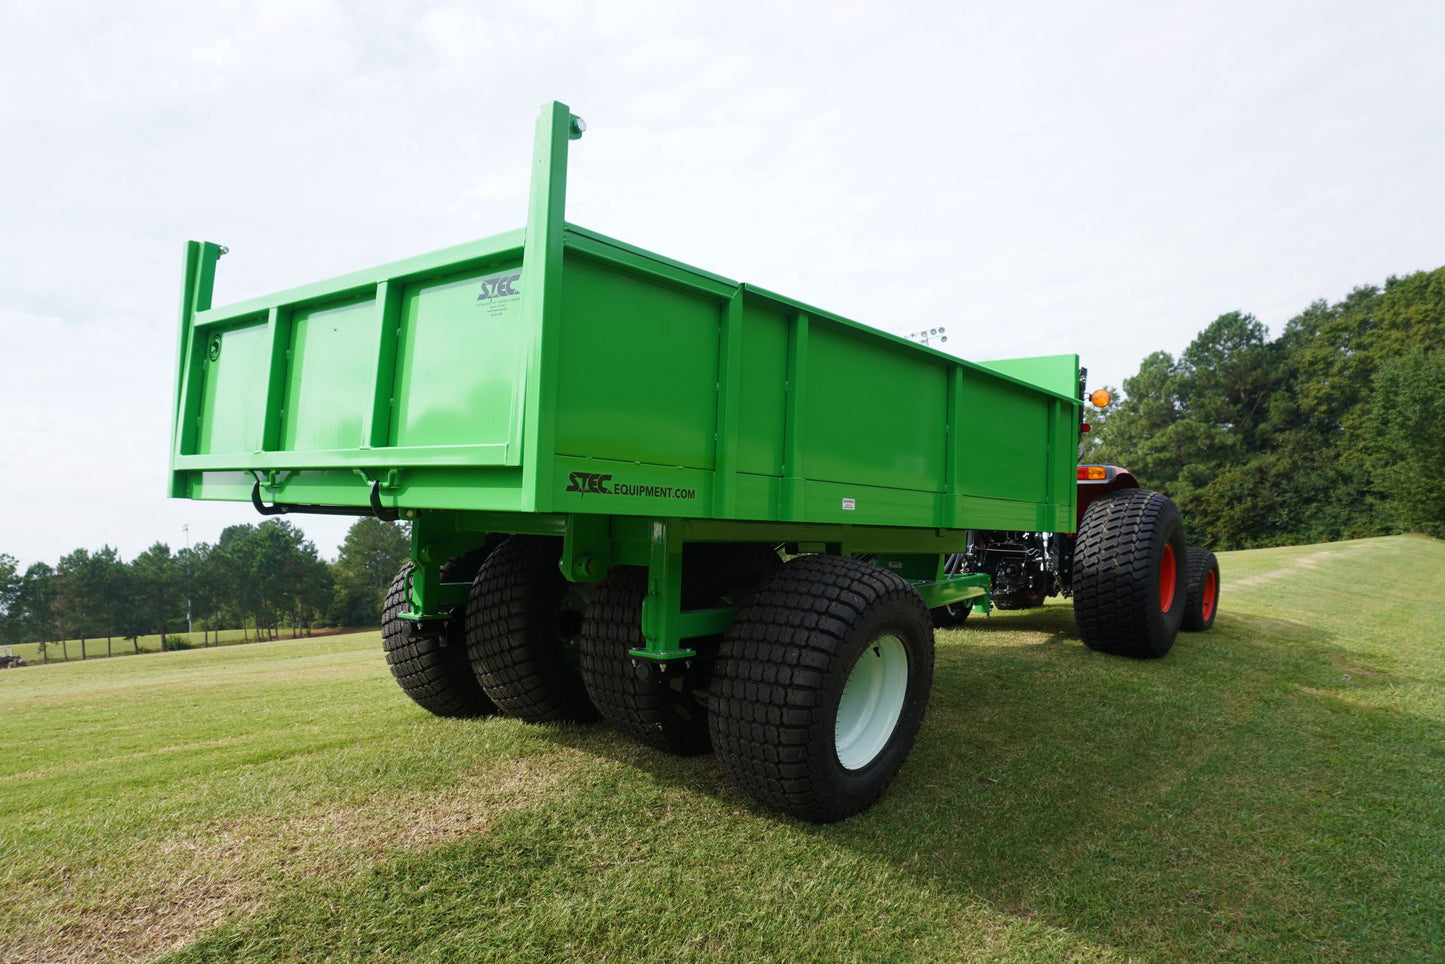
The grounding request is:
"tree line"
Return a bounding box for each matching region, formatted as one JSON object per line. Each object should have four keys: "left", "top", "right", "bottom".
{"left": 0, "top": 518, "right": 410, "bottom": 656}
{"left": 1090, "top": 265, "right": 1445, "bottom": 548}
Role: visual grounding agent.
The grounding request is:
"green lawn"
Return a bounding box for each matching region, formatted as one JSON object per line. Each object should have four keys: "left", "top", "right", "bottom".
{"left": 1, "top": 535, "right": 1441, "bottom": 963}
{"left": 9, "top": 627, "right": 340, "bottom": 664}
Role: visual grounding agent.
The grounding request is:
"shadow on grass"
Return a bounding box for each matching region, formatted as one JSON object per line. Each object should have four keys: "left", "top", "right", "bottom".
{"left": 837, "top": 611, "right": 1445, "bottom": 961}
{"left": 163, "top": 610, "right": 1444, "bottom": 963}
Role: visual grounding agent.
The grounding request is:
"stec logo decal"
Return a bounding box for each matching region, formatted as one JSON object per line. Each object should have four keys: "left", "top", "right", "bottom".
{"left": 565, "top": 472, "right": 613, "bottom": 495}
{"left": 564, "top": 473, "right": 697, "bottom": 501}
{"left": 476, "top": 272, "right": 521, "bottom": 301}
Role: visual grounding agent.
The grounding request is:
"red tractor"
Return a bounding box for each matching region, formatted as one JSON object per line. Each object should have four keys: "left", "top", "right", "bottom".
{"left": 932, "top": 387, "right": 1220, "bottom": 657}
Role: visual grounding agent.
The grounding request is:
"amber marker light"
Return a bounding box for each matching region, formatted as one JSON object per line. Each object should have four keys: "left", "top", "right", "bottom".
{"left": 1089, "top": 389, "right": 1112, "bottom": 408}
{"left": 1077, "top": 466, "right": 1108, "bottom": 480}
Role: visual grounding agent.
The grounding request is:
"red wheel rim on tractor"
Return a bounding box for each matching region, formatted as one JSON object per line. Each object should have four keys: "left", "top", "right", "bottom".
{"left": 1201, "top": 569, "right": 1217, "bottom": 621}
{"left": 1159, "top": 543, "right": 1177, "bottom": 613}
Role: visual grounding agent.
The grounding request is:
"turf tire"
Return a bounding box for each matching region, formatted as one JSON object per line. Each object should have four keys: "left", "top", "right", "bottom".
{"left": 465, "top": 536, "right": 598, "bottom": 723}
{"left": 709, "top": 554, "right": 935, "bottom": 823}
{"left": 579, "top": 544, "right": 780, "bottom": 756}
{"left": 1072, "top": 489, "right": 1187, "bottom": 658}
{"left": 382, "top": 561, "right": 497, "bottom": 718}
{"left": 1182, "top": 546, "right": 1221, "bottom": 632}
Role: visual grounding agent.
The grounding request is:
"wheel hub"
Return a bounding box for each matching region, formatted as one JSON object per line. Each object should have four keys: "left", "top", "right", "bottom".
{"left": 834, "top": 634, "right": 909, "bottom": 770}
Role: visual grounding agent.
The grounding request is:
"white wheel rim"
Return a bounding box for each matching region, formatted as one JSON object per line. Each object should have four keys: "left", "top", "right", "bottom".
{"left": 834, "top": 634, "right": 909, "bottom": 771}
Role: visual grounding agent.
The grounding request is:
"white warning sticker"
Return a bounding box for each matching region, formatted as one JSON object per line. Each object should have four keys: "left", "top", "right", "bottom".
{"left": 841, "top": 498, "right": 856, "bottom": 511}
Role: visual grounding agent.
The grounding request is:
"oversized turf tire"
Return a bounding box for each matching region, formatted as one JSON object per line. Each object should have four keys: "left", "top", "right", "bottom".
{"left": 1182, "top": 547, "right": 1220, "bottom": 632}
{"left": 382, "top": 562, "right": 497, "bottom": 718}
{"left": 579, "top": 544, "right": 781, "bottom": 756}
{"left": 1072, "top": 489, "right": 1187, "bottom": 658}
{"left": 465, "top": 536, "right": 597, "bottom": 723}
{"left": 708, "top": 554, "right": 935, "bottom": 823}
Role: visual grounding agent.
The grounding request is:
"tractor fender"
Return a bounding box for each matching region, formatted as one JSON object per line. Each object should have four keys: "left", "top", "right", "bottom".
{"left": 1074, "top": 465, "right": 1140, "bottom": 530}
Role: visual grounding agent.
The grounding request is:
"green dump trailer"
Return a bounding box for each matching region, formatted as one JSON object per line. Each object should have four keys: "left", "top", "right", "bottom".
{"left": 169, "top": 101, "right": 1188, "bottom": 822}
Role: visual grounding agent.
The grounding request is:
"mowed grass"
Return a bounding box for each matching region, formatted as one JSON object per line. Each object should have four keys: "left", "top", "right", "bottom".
{"left": 10, "top": 627, "right": 338, "bottom": 664}
{"left": 1, "top": 536, "right": 1441, "bottom": 963}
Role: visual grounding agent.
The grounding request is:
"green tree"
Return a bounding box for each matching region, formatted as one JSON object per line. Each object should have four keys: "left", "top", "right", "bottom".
{"left": 1096, "top": 266, "right": 1445, "bottom": 550}
{"left": 15, "top": 563, "right": 56, "bottom": 661}
{"left": 215, "top": 524, "right": 257, "bottom": 639}
{"left": 1367, "top": 351, "right": 1445, "bottom": 537}
{"left": 335, "top": 519, "right": 410, "bottom": 593}
{"left": 0, "top": 553, "right": 20, "bottom": 647}
{"left": 184, "top": 541, "right": 224, "bottom": 645}
{"left": 1277, "top": 285, "right": 1382, "bottom": 445}
{"left": 330, "top": 518, "right": 410, "bottom": 626}
{"left": 1092, "top": 350, "right": 1187, "bottom": 486}
{"left": 54, "top": 549, "right": 96, "bottom": 659}
{"left": 132, "top": 543, "right": 181, "bottom": 647}
{"left": 215, "top": 521, "right": 330, "bottom": 640}
{"left": 1176, "top": 312, "right": 1281, "bottom": 450}
{"left": 86, "top": 546, "right": 129, "bottom": 657}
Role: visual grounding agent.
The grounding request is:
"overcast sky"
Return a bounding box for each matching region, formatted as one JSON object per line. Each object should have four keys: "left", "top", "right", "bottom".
{"left": 2, "top": 0, "right": 1441, "bottom": 569}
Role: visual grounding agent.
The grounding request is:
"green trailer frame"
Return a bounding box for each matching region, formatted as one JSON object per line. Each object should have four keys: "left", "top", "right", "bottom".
{"left": 169, "top": 101, "right": 1082, "bottom": 664}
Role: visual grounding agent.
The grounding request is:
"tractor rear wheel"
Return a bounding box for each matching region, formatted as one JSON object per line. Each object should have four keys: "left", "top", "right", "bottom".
{"left": 709, "top": 554, "right": 935, "bottom": 823}
{"left": 465, "top": 536, "right": 598, "bottom": 723}
{"left": 1072, "top": 489, "right": 1187, "bottom": 658}
{"left": 1182, "top": 547, "right": 1220, "bottom": 632}
{"left": 382, "top": 560, "right": 497, "bottom": 718}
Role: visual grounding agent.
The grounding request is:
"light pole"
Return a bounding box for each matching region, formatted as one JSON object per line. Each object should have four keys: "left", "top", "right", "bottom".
{"left": 183, "top": 524, "right": 193, "bottom": 636}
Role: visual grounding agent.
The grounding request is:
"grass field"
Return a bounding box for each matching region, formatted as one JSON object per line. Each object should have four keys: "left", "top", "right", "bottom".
{"left": 1, "top": 535, "right": 1441, "bottom": 963}
{"left": 8, "top": 627, "right": 345, "bottom": 664}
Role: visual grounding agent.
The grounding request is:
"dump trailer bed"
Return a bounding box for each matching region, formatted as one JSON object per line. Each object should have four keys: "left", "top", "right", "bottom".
{"left": 169, "top": 102, "right": 1091, "bottom": 822}
{"left": 173, "top": 224, "right": 1077, "bottom": 530}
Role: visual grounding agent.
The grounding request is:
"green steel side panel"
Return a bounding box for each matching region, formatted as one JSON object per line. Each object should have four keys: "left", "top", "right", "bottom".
{"left": 978, "top": 353, "right": 1078, "bottom": 397}
{"left": 383, "top": 467, "right": 527, "bottom": 513}
{"left": 280, "top": 298, "right": 379, "bottom": 452}
{"left": 734, "top": 297, "right": 788, "bottom": 477}
{"left": 189, "top": 230, "right": 526, "bottom": 327}
{"left": 975, "top": 353, "right": 1080, "bottom": 531}
{"left": 954, "top": 493, "right": 1058, "bottom": 530}
{"left": 390, "top": 264, "right": 526, "bottom": 455}
{"left": 956, "top": 376, "right": 1052, "bottom": 504}
{"left": 1049, "top": 395, "right": 1079, "bottom": 531}
{"left": 802, "top": 327, "right": 947, "bottom": 491}
{"left": 196, "top": 321, "right": 270, "bottom": 454}
{"left": 188, "top": 470, "right": 263, "bottom": 501}
{"left": 552, "top": 253, "right": 721, "bottom": 471}
{"left": 191, "top": 467, "right": 530, "bottom": 513}
{"left": 550, "top": 456, "right": 711, "bottom": 516}
{"left": 799, "top": 480, "right": 942, "bottom": 526}
{"left": 734, "top": 473, "right": 782, "bottom": 519}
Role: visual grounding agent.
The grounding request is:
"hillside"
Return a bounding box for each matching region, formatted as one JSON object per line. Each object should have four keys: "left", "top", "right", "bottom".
{"left": 2, "top": 535, "right": 1441, "bottom": 963}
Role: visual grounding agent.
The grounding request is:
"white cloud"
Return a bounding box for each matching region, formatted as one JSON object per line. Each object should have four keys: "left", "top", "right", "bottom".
{"left": 1, "top": 0, "right": 1442, "bottom": 566}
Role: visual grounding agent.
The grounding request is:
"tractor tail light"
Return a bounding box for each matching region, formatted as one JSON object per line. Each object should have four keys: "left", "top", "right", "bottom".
{"left": 1077, "top": 466, "right": 1108, "bottom": 480}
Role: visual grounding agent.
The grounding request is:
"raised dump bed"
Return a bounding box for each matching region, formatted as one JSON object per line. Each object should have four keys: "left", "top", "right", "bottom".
{"left": 169, "top": 102, "right": 1183, "bottom": 822}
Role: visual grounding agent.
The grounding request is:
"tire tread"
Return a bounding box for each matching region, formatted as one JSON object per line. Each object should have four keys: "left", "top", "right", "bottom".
{"left": 1072, "top": 489, "right": 1186, "bottom": 658}
{"left": 709, "top": 554, "right": 933, "bottom": 822}
{"left": 382, "top": 563, "right": 495, "bottom": 718}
